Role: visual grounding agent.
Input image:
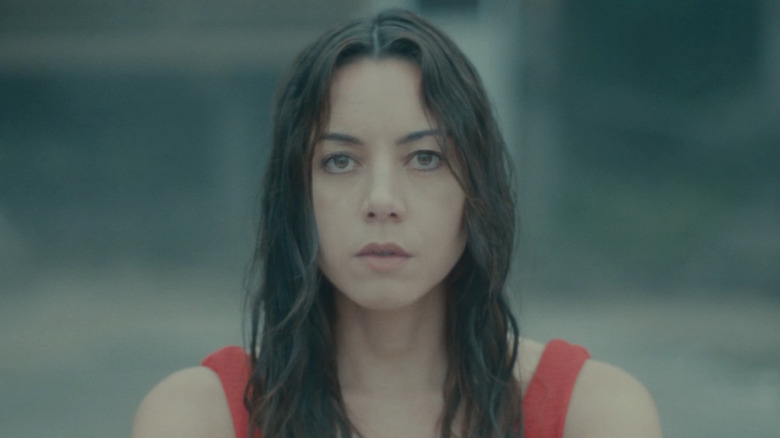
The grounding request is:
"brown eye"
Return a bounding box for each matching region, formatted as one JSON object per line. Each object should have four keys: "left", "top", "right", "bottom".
{"left": 409, "top": 150, "right": 442, "bottom": 171}
{"left": 323, "top": 154, "right": 356, "bottom": 173}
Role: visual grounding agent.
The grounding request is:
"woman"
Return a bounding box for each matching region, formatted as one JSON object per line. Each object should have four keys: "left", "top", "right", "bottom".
{"left": 132, "top": 9, "right": 661, "bottom": 438}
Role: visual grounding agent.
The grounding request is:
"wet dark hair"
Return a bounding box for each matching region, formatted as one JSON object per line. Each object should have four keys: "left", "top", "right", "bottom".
{"left": 246, "top": 8, "right": 520, "bottom": 438}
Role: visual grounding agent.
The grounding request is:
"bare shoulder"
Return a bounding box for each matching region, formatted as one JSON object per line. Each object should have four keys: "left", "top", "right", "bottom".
{"left": 514, "top": 339, "right": 661, "bottom": 437}
{"left": 564, "top": 359, "right": 662, "bottom": 438}
{"left": 131, "top": 366, "right": 233, "bottom": 438}
{"left": 515, "top": 337, "right": 546, "bottom": 390}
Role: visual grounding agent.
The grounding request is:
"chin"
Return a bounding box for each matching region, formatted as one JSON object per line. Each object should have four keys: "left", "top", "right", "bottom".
{"left": 334, "top": 286, "right": 432, "bottom": 313}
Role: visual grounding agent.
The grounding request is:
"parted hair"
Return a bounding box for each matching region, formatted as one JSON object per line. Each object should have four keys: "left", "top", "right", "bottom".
{"left": 246, "top": 8, "right": 521, "bottom": 437}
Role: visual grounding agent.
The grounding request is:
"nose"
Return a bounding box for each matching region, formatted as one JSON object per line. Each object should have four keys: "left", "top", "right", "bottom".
{"left": 361, "top": 165, "right": 406, "bottom": 222}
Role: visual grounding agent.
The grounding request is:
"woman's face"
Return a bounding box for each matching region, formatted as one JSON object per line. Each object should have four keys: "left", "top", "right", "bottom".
{"left": 312, "top": 58, "right": 467, "bottom": 311}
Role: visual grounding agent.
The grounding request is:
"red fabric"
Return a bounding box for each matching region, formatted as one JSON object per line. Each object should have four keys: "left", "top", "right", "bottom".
{"left": 201, "top": 346, "right": 257, "bottom": 438}
{"left": 522, "top": 339, "right": 590, "bottom": 438}
{"left": 202, "top": 339, "right": 589, "bottom": 438}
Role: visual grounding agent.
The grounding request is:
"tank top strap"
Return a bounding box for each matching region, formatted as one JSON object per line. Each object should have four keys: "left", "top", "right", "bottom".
{"left": 201, "top": 346, "right": 258, "bottom": 438}
{"left": 522, "top": 339, "right": 590, "bottom": 438}
{"left": 203, "top": 340, "right": 588, "bottom": 438}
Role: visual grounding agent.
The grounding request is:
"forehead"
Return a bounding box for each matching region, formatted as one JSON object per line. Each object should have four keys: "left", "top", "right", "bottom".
{"left": 326, "top": 58, "right": 434, "bottom": 133}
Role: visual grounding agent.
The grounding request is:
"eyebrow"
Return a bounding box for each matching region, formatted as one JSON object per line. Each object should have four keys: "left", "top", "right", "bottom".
{"left": 319, "top": 129, "right": 443, "bottom": 146}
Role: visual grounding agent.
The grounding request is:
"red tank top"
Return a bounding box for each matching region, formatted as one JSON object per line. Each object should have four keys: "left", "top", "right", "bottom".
{"left": 202, "top": 339, "right": 589, "bottom": 438}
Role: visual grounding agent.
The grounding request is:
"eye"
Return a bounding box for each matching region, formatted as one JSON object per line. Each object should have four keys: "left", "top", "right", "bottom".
{"left": 322, "top": 153, "right": 357, "bottom": 173}
{"left": 408, "top": 150, "right": 442, "bottom": 171}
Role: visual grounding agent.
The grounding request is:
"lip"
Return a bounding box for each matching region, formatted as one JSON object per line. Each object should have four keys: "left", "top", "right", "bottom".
{"left": 357, "top": 242, "right": 410, "bottom": 257}
{"left": 356, "top": 242, "right": 411, "bottom": 272}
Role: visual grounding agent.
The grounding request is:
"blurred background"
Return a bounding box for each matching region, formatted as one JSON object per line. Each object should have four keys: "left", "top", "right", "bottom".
{"left": 1, "top": 0, "right": 778, "bottom": 437}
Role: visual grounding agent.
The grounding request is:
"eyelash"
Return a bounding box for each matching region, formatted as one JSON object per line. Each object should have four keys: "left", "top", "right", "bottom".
{"left": 407, "top": 150, "right": 442, "bottom": 170}
{"left": 321, "top": 153, "right": 357, "bottom": 173}
{"left": 320, "top": 150, "right": 443, "bottom": 174}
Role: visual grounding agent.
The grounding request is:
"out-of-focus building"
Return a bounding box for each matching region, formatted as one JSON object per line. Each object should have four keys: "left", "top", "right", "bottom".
{"left": 1, "top": 0, "right": 777, "bottom": 294}
{"left": 0, "top": 0, "right": 521, "bottom": 271}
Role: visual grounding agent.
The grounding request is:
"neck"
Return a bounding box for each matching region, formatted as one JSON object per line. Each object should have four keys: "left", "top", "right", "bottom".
{"left": 334, "top": 286, "right": 448, "bottom": 396}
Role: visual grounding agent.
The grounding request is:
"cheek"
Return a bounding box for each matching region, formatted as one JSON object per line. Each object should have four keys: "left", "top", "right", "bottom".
{"left": 428, "top": 187, "right": 467, "bottom": 248}
{"left": 451, "top": 192, "right": 469, "bottom": 253}
{"left": 312, "top": 180, "right": 349, "bottom": 257}
{"left": 313, "top": 193, "right": 333, "bottom": 245}
{"left": 454, "top": 203, "right": 469, "bottom": 250}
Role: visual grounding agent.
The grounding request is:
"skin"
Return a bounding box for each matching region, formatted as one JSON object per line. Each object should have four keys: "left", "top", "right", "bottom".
{"left": 313, "top": 58, "right": 467, "bottom": 315}
{"left": 314, "top": 59, "right": 466, "bottom": 437}
{"left": 131, "top": 59, "right": 662, "bottom": 438}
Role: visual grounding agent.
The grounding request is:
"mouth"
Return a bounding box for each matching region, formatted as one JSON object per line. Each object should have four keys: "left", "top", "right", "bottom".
{"left": 356, "top": 242, "right": 411, "bottom": 272}
{"left": 357, "top": 242, "right": 411, "bottom": 257}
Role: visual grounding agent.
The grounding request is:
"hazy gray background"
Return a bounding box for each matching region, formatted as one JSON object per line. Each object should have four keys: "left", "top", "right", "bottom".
{"left": 1, "top": 0, "right": 778, "bottom": 437}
